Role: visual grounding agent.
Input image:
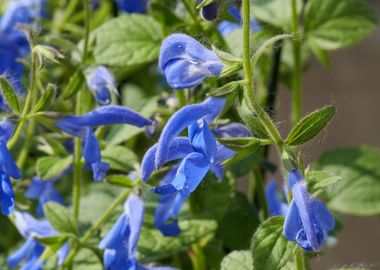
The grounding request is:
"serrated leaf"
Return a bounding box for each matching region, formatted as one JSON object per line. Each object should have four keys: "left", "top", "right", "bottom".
{"left": 221, "top": 250, "right": 252, "bottom": 270}
{"left": 36, "top": 155, "right": 72, "bottom": 180}
{"left": 251, "top": 216, "right": 298, "bottom": 270}
{"left": 316, "top": 146, "right": 380, "bottom": 215}
{"left": 0, "top": 76, "right": 20, "bottom": 113}
{"left": 106, "top": 175, "right": 135, "bottom": 188}
{"left": 62, "top": 71, "right": 84, "bottom": 99}
{"left": 93, "top": 14, "right": 163, "bottom": 67}
{"left": 304, "top": 0, "right": 377, "bottom": 50}
{"left": 32, "top": 84, "right": 56, "bottom": 113}
{"left": 286, "top": 106, "right": 335, "bottom": 146}
{"left": 44, "top": 202, "right": 78, "bottom": 234}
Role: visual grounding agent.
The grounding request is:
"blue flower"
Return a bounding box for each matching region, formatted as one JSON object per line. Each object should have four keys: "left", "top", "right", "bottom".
{"left": 8, "top": 212, "right": 69, "bottom": 270}
{"left": 265, "top": 180, "right": 288, "bottom": 216}
{"left": 213, "top": 122, "right": 252, "bottom": 138}
{"left": 85, "top": 66, "right": 117, "bottom": 105}
{"left": 283, "top": 170, "right": 335, "bottom": 251}
{"left": 141, "top": 97, "right": 235, "bottom": 235}
{"left": 0, "top": 0, "right": 46, "bottom": 35}
{"left": 25, "top": 177, "right": 64, "bottom": 216}
{"left": 114, "top": 0, "right": 149, "bottom": 14}
{"left": 56, "top": 105, "right": 152, "bottom": 181}
{"left": 99, "top": 194, "right": 176, "bottom": 270}
{"left": 0, "top": 120, "right": 21, "bottom": 215}
{"left": 159, "top": 34, "right": 223, "bottom": 89}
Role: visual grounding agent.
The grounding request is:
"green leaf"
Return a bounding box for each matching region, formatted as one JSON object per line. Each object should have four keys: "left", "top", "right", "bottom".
{"left": 93, "top": 14, "right": 163, "bottom": 67}
{"left": 35, "top": 234, "right": 69, "bottom": 246}
{"left": 44, "top": 202, "right": 78, "bottom": 234}
{"left": 251, "top": 0, "right": 302, "bottom": 31}
{"left": 219, "top": 193, "right": 260, "bottom": 250}
{"left": 306, "top": 170, "right": 341, "bottom": 197}
{"left": 0, "top": 76, "right": 20, "bottom": 113}
{"left": 62, "top": 71, "right": 84, "bottom": 99}
{"left": 221, "top": 250, "right": 252, "bottom": 270}
{"left": 138, "top": 219, "right": 217, "bottom": 263}
{"left": 101, "top": 145, "right": 138, "bottom": 172}
{"left": 286, "top": 106, "right": 336, "bottom": 146}
{"left": 32, "top": 84, "right": 56, "bottom": 113}
{"left": 71, "top": 249, "right": 103, "bottom": 270}
{"left": 251, "top": 216, "right": 298, "bottom": 270}
{"left": 209, "top": 81, "right": 242, "bottom": 97}
{"left": 237, "top": 99, "right": 270, "bottom": 139}
{"left": 316, "top": 146, "right": 380, "bottom": 215}
{"left": 36, "top": 155, "right": 73, "bottom": 180}
{"left": 106, "top": 175, "right": 135, "bottom": 188}
{"left": 218, "top": 137, "right": 267, "bottom": 151}
{"left": 304, "top": 0, "right": 377, "bottom": 50}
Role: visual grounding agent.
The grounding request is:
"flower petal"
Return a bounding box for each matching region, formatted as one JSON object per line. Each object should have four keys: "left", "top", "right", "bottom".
{"left": 7, "top": 237, "right": 35, "bottom": 268}
{"left": 213, "top": 123, "right": 252, "bottom": 138}
{"left": 283, "top": 199, "right": 302, "bottom": 241}
{"left": 0, "top": 140, "right": 21, "bottom": 179}
{"left": 310, "top": 198, "right": 335, "bottom": 232}
{"left": 155, "top": 97, "right": 225, "bottom": 168}
{"left": 141, "top": 137, "right": 193, "bottom": 182}
{"left": 83, "top": 128, "right": 101, "bottom": 165}
{"left": 99, "top": 213, "right": 128, "bottom": 250}
{"left": 91, "top": 161, "right": 110, "bottom": 182}
{"left": 86, "top": 66, "right": 117, "bottom": 105}
{"left": 189, "top": 119, "right": 217, "bottom": 162}
{"left": 265, "top": 180, "right": 288, "bottom": 216}
{"left": 0, "top": 120, "right": 14, "bottom": 142}
{"left": 214, "top": 142, "right": 235, "bottom": 164}
{"left": 125, "top": 194, "right": 144, "bottom": 258}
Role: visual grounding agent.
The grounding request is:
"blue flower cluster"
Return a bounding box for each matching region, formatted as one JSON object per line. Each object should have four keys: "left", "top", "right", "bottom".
{"left": 142, "top": 97, "right": 235, "bottom": 235}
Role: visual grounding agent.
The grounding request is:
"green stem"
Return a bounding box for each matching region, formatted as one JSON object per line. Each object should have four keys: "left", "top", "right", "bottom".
{"left": 7, "top": 53, "right": 38, "bottom": 150}
{"left": 295, "top": 250, "right": 306, "bottom": 270}
{"left": 291, "top": 0, "right": 302, "bottom": 125}
{"left": 72, "top": 0, "right": 91, "bottom": 220}
{"left": 189, "top": 244, "right": 207, "bottom": 270}
{"left": 80, "top": 188, "right": 131, "bottom": 243}
{"left": 64, "top": 188, "right": 132, "bottom": 266}
{"left": 181, "top": 0, "right": 200, "bottom": 25}
{"left": 176, "top": 90, "right": 187, "bottom": 107}
{"left": 56, "top": 0, "right": 81, "bottom": 33}
{"left": 241, "top": 0, "right": 283, "bottom": 147}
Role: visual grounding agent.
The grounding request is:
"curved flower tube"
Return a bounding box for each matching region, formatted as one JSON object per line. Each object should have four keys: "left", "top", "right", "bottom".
{"left": 213, "top": 122, "right": 252, "bottom": 138}
{"left": 56, "top": 105, "right": 152, "bottom": 181}
{"left": 8, "top": 212, "right": 69, "bottom": 270}
{"left": 85, "top": 66, "right": 117, "bottom": 105}
{"left": 25, "top": 177, "right": 64, "bottom": 216}
{"left": 155, "top": 97, "right": 225, "bottom": 168}
{"left": 159, "top": 34, "right": 223, "bottom": 89}
{"left": 99, "top": 194, "right": 176, "bottom": 270}
{"left": 283, "top": 170, "right": 335, "bottom": 251}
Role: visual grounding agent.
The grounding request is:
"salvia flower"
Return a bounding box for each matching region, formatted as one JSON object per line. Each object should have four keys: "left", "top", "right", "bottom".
{"left": 8, "top": 212, "right": 69, "bottom": 270}
{"left": 213, "top": 122, "right": 252, "bottom": 138}
{"left": 141, "top": 97, "right": 235, "bottom": 235}
{"left": 114, "top": 0, "right": 149, "bottom": 14}
{"left": 283, "top": 170, "right": 335, "bottom": 251}
{"left": 0, "top": 35, "right": 26, "bottom": 78}
{"left": 159, "top": 34, "right": 223, "bottom": 89}
{"left": 56, "top": 105, "right": 152, "bottom": 181}
{"left": 0, "top": 120, "right": 21, "bottom": 215}
{"left": 85, "top": 66, "right": 117, "bottom": 105}
{"left": 99, "top": 194, "right": 176, "bottom": 270}
{"left": 265, "top": 180, "right": 288, "bottom": 217}
{"left": 25, "top": 177, "right": 64, "bottom": 216}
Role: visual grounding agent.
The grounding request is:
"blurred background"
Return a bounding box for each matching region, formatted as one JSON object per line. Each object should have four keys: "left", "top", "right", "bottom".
{"left": 271, "top": 1, "right": 380, "bottom": 268}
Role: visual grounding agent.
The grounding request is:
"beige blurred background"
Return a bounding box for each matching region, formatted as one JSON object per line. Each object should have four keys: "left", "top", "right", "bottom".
{"left": 270, "top": 1, "right": 380, "bottom": 269}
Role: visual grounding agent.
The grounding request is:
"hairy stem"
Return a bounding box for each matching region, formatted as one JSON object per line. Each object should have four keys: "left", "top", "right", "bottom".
{"left": 291, "top": 0, "right": 302, "bottom": 125}
{"left": 295, "top": 249, "right": 306, "bottom": 270}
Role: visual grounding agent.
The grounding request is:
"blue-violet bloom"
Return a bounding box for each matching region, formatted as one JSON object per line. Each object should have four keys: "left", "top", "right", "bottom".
{"left": 283, "top": 170, "right": 335, "bottom": 251}
{"left": 8, "top": 212, "right": 69, "bottom": 270}
{"left": 213, "top": 122, "right": 252, "bottom": 138}
{"left": 265, "top": 180, "right": 288, "bottom": 217}
{"left": 159, "top": 34, "right": 223, "bottom": 89}
{"left": 114, "top": 0, "right": 149, "bottom": 14}
{"left": 25, "top": 177, "right": 64, "bottom": 216}
{"left": 56, "top": 105, "right": 152, "bottom": 181}
{"left": 200, "top": 1, "right": 219, "bottom": 21}
{"left": 85, "top": 66, "right": 117, "bottom": 105}
{"left": 0, "top": 120, "right": 21, "bottom": 215}
{"left": 99, "top": 194, "right": 176, "bottom": 270}
{"left": 141, "top": 97, "right": 235, "bottom": 235}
